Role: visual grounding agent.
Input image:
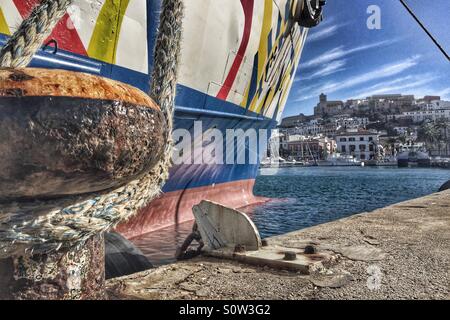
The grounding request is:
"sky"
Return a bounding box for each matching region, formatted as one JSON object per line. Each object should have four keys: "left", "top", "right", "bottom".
{"left": 284, "top": 0, "right": 450, "bottom": 117}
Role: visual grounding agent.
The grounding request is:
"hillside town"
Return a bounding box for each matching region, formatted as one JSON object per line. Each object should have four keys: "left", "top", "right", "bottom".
{"left": 270, "top": 93, "right": 450, "bottom": 167}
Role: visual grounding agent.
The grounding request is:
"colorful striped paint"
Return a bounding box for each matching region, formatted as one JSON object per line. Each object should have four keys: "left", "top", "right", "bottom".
{"left": 248, "top": 0, "right": 273, "bottom": 113}
{"left": 0, "top": 0, "right": 306, "bottom": 119}
{"left": 12, "top": 0, "right": 87, "bottom": 55}
{"left": 216, "top": 0, "right": 254, "bottom": 101}
{"left": 88, "top": 0, "right": 130, "bottom": 64}
{"left": 0, "top": 7, "right": 9, "bottom": 35}
{"left": 0, "top": 0, "right": 314, "bottom": 239}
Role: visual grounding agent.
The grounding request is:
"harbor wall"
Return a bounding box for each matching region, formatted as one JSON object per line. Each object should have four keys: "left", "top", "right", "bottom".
{"left": 107, "top": 189, "right": 450, "bottom": 300}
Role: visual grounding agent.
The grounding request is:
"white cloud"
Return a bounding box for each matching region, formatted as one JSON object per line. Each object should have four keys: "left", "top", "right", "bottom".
{"left": 301, "top": 60, "right": 347, "bottom": 80}
{"left": 294, "top": 55, "right": 421, "bottom": 102}
{"left": 301, "top": 46, "right": 346, "bottom": 69}
{"left": 320, "top": 55, "right": 420, "bottom": 92}
{"left": 401, "top": 87, "right": 450, "bottom": 101}
{"left": 353, "top": 73, "right": 437, "bottom": 98}
{"left": 307, "top": 23, "right": 347, "bottom": 42}
{"left": 319, "top": 16, "right": 336, "bottom": 26}
{"left": 399, "top": 87, "right": 446, "bottom": 100}
{"left": 436, "top": 87, "right": 450, "bottom": 100}
{"left": 356, "top": 75, "right": 417, "bottom": 92}
{"left": 300, "top": 39, "right": 398, "bottom": 69}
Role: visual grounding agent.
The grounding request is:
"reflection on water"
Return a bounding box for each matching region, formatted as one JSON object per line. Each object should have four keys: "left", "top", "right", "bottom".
{"left": 131, "top": 220, "right": 194, "bottom": 266}
{"left": 132, "top": 166, "right": 449, "bottom": 265}
{"left": 252, "top": 167, "right": 449, "bottom": 238}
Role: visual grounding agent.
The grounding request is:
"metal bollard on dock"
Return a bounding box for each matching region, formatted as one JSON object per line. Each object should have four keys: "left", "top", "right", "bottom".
{"left": 0, "top": 0, "right": 184, "bottom": 300}
{"left": 0, "top": 235, "right": 105, "bottom": 300}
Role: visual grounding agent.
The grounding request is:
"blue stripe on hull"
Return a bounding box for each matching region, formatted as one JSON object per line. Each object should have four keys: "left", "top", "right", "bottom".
{"left": 163, "top": 164, "right": 260, "bottom": 192}
{"left": 167, "top": 109, "right": 277, "bottom": 192}
{"left": 0, "top": 34, "right": 152, "bottom": 92}
{"left": 1, "top": 1, "right": 163, "bottom": 91}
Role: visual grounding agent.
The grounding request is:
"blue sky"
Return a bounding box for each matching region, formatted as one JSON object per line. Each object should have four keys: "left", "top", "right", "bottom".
{"left": 284, "top": 0, "right": 450, "bottom": 117}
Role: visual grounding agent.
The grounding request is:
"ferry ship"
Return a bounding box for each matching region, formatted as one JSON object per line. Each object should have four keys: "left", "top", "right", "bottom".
{"left": 0, "top": 0, "right": 325, "bottom": 238}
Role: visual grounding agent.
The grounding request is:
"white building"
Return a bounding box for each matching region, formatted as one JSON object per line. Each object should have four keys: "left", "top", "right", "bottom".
{"left": 368, "top": 94, "right": 416, "bottom": 112}
{"left": 403, "top": 109, "right": 450, "bottom": 123}
{"left": 281, "top": 121, "right": 338, "bottom": 137}
{"left": 430, "top": 100, "right": 450, "bottom": 110}
{"left": 336, "top": 129, "right": 380, "bottom": 161}
{"left": 333, "top": 117, "right": 369, "bottom": 129}
{"left": 418, "top": 100, "right": 450, "bottom": 111}
{"left": 394, "top": 127, "right": 409, "bottom": 136}
{"left": 287, "top": 134, "right": 304, "bottom": 142}
{"left": 388, "top": 109, "right": 450, "bottom": 123}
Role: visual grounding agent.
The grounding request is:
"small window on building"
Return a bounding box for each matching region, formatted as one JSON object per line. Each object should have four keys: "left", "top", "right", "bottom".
{"left": 360, "top": 154, "right": 366, "bottom": 160}
{"left": 341, "top": 146, "right": 346, "bottom": 153}
{"left": 360, "top": 137, "right": 364, "bottom": 141}
{"left": 349, "top": 137, "right": 356, "bottom": 142}
{"left": 340, "top": 138, "right": 347, "bottom": 142}
{"left": 350, "top": 145, "right": 356, "bottom": 152}
{"left": 369, "top": 137, "right": 373, "bottom": 141}
{"left": 359, "top": 144, "right": 366, "bottom": 151}
{"left": 369, "top": 145, "right": 374, "bottom": 152}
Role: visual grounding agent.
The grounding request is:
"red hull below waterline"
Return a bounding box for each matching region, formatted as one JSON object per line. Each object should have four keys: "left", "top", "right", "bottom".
{"left": 116, "top": 179, "right": 269, "bottom": 239}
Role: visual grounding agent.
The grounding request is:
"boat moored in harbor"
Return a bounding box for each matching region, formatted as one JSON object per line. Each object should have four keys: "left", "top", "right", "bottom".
{"left": 397, "top": 144, "right": 431, "bottom": 168}
{"left": 0, "top": 0, "right": 326, "bottom": 239}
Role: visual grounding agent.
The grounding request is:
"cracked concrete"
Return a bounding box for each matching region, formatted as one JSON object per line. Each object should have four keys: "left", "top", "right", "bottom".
{"left": 107, "top": 190, "right": 450, "bottom": 300}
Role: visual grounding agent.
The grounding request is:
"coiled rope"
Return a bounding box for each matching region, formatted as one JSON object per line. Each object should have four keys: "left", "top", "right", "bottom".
{"left": 0, "top": 0, "right": 184, "bottom": 258}
{"left": 0, "top": 0, "right": 74, "bottom": 67}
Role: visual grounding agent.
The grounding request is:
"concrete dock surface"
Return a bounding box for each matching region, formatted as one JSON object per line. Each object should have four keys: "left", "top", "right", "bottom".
{"left": 107, "top": 190, "right": 450, "bottom": 300}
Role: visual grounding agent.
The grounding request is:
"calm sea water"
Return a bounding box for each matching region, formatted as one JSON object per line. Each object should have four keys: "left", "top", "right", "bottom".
{"left": 132, "top": 167, "right": 449, "bottom": 265}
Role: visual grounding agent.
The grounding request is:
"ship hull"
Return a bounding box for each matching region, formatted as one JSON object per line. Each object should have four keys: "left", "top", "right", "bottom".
{"left": 115, "top": 103, "right": 277, "bottom": 237}
{"left": 398, "top": 151, "right": 432, "bottom": 168}
{"left": 117, "top": 178, "right": 268, "bottom": 238}
{"left": 0, "top": 0, "right": 309, "bottom": 238}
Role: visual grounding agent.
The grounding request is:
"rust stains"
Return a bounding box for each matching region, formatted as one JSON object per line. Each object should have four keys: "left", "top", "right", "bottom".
{"left": 0, "top": 68, "right": 166, "bottom": 201}
{"left": 0, "top": 88, "right": 26, "bottom": 97}
{"left": 7, "top": 69, "right": 35, "bottom": 82}
{"left": 0, "top": 68, "right": 159, "bottom": 110}
{"left": 0, "top": 96, "right": 165, "bottom": 201}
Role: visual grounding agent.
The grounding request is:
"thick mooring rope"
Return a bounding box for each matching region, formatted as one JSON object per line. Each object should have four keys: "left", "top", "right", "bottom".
{"left": 0, "top": 0, "right": 74, "bottom": 67}
{"left": 0, "top": 0, "right": 184, "bottom": 258}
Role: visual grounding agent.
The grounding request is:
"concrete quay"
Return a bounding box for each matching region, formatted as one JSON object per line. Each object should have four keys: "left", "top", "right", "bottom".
{"left": 107, "top": 190, "right": 450, "bottom": 300}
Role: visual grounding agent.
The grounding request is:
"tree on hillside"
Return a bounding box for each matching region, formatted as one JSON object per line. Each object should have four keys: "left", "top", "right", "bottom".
{"left": 435, "top": 119, "right": 450, "bottom": 156}
{"left": 435, "top": 119, "right": 449, "bottom": 140}
{"left": 419, "top": 121, "right": 440, "bottom": 155}
{"left": 419, "top": 122, "right": 439, "bottom": 143}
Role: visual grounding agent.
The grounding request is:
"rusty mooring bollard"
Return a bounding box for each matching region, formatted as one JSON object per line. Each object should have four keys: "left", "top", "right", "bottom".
{"left": 0, "top": 67, "right": 167, "bottom": 300}
{"left": 0, "top": 68, "right": 165, "bottom": 300}
{"left": 0, "top": 235, "right": 105, "bottom": 300}
{"left": 0, "top": 0, "right": 184, "bottom": 300}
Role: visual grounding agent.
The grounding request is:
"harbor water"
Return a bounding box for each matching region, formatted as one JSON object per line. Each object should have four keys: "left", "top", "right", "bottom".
{"left": 132, "top": 167, "right": 449, "bottom": 265}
